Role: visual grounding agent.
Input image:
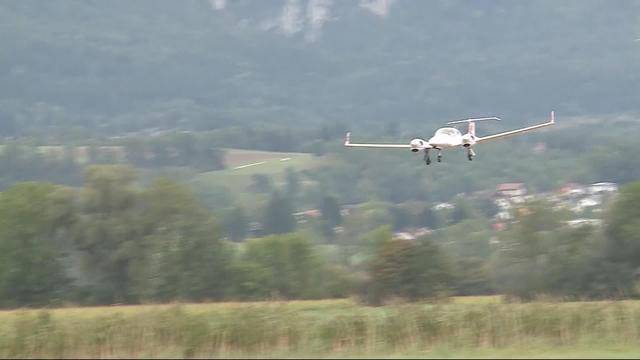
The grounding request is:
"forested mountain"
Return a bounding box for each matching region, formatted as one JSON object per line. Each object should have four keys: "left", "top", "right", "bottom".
{"left": 1, "top": 0, "right": 639, "bottom": 138}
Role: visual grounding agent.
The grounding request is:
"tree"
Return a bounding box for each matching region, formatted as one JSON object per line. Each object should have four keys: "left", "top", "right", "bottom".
{"left": 284, "top": 167, "right": 301, "bottom": 198}
{"left": 419, "top": 204, "right": 441, "bottom": 230}
{"left": 263, "top": 192, "right": 296, "bottom": 235}
{"left": 605, "top": 181, "right": 640, "bottom": 267}
{"left": 364, "top": 228, "right": 452, "bottom": 305}
{"left": 0, "top": 183, "right": 70, "bottom": 307}
{"left": 249, "top": 174, "right": 272, "bottom": 193}
{"left": 71, "top": 165, "right": 143, "bottom": 304}
{"left": 235, "top": 234, "right": 319, "bottom": 299}
{"left": 451, "top": 196, "right": 476, "bottom": 224}
{"left": 320, "top": 195, "right": 342, "bottom": 238}
{"left": 138, "top": 178, "right": 234, "bottom": 301}
{"left": 492, "top": 201, "right": 565, "bottom": 300}
{"left": 223, "top": 205, "right": 248, "bottom": 242}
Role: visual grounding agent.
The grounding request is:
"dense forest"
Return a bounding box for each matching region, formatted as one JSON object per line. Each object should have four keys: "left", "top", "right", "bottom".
{"left": 1, "top": 1, "right": 639, "bottom": 139}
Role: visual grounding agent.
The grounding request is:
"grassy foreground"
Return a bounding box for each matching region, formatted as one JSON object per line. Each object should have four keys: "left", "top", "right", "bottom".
{"left": 2, "top": 298, "right": 640, "bottom": 358}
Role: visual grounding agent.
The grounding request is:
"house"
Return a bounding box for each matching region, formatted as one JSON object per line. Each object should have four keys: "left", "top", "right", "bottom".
{"left": 572, "top": 197, "right": 600, "bottom": 213}
{"left": 36, "top": 146, "right": 66, "bottom": 162}
{"left": 558, "top": 182, "right": 587, "bottom": 198}
{"left": 494, "top": 198, "right": 511, "bottom": 210}
{"left": 393, "top": 232, "right": 416, "bottom": 241}
{"left": 433, "top": 202, "right": 454, "bottom": 211}
{"left": 495, "top": 211, "right": 512, "bottom": 221}
{"left": 496, "top": 183, "right": 527, "bottom": 198}
{"left": 413, "top": 227, "right": 432, "bottom": 238}
{"left": 393, "top": 227, "right": 432, "bottom": 241}
{"left": 293, "top": 209, "right": 322, "bottom": 224}
{"left": 566, "top": 218, "right": 602, "bottom": 228}
{"left": 588, "top": 182, "right": 618, "bottom": 195}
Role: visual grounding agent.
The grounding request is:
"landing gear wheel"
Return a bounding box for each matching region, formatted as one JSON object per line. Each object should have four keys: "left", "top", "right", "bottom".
{"left": 426, "top": 158, "right": 431, "bottom": 165}
{"left": 467, "top": 153, "right": 473, "bottom": 161}
{"left": 437, "top": 154, "right": 442, "bottom": 162}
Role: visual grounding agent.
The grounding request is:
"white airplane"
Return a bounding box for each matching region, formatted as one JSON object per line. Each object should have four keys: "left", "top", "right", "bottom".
{"left": 344, "top": 111, "right": 555, "bottom": 165}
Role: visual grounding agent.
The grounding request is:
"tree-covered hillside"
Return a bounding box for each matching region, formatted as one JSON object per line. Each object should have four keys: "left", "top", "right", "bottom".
{"left": 1, "top": 0, "right": 639, "bottom": 138}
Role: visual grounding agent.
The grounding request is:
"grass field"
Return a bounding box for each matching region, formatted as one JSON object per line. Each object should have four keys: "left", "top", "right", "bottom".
{"left": 3, "top": 297, "right": 640, "bottom": 358}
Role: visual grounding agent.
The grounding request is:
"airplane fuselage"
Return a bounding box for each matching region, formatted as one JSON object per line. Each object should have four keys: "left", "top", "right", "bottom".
{"left": 427, "top": 127, "right": 464, "bottom": 149}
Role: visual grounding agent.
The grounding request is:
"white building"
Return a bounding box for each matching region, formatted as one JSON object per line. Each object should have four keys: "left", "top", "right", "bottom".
{"left": 572, "top": 197, "right": 601, "bottom": 213}
{"left": 589, "top": 182, "right": 618, "bottom": 195}
{"left": 495, "top": 211, "right": 513, "bottom": 221}
{"left": 494, "top": 198, "right": 511, "bottom": 210}
{"left": 496, "top": 183, "right": 527, "bottom": 198}
{"left": 566, "top": 219, "right": 602, "bottom": 228}
{"left": 433, "top": 202, "right": 454, "bottom": 211}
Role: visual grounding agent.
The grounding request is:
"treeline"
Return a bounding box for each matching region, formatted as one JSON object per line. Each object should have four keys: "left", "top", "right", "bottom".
{"left": 0, "top": 166, "right": 350, "bottom": 307}
{"left": 118, "top": 132, "right": 225, "bottom": 170}
{"left": 0, "top": 135, "right": 226, "bottom": 190}
{"left": 0, "top": 143, "right": 83, "bottom": 189}
{"left": 1, "top": 165, "right": 640, "bottom": 308}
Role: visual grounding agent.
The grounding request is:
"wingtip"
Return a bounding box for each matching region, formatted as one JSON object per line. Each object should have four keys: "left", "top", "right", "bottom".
{"left": 344, "top": 132, "right": 351, "bottom": 145}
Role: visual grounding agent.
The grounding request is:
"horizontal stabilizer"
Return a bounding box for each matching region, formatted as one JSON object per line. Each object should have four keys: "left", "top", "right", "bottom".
{"left": 447, "top": 117, "right": 501, "bottom": 125}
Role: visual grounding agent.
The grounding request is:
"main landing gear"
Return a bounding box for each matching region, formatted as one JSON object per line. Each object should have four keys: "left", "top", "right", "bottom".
{"left": 424, "top": 147, "right": 475, "bottom": 165}
{"left": 423, "top": 149, "right": 442, "bottom": 166}
{"left": 465, "top": 146, "right": 476, "bottom": 161}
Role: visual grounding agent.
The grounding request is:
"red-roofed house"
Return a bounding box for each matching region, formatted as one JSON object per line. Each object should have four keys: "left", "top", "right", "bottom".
{"left": 558, "top": 182, "right": 587, "bottom": 197}
{"left": 496, "top": 183, "right": 527, "bottom": 198}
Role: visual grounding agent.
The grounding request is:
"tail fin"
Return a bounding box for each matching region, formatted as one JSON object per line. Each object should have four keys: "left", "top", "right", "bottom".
{"left": 344, "top": 132, "right": 351, "bottom": 146}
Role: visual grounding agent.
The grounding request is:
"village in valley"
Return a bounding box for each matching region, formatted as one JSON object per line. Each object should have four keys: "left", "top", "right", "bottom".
{"left": 286, "top": 179, "right": 619, "bottom": 244}
{"left": 490, "top": 181, "right": 618, "bottom": 228}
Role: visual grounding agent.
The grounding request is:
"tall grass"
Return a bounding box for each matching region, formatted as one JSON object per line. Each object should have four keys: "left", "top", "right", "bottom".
{"left": 1, "top": 299, "right": 640, "bottom": 358}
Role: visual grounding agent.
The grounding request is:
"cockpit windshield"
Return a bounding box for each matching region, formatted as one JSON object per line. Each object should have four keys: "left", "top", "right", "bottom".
{"left": 435, "top": 127, "right": 461, "bottom": 137}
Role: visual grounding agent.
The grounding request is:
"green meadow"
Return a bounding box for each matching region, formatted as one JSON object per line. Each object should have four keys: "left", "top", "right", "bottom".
{"left": 190, "top": 148, "right": 327, "bottom": 207}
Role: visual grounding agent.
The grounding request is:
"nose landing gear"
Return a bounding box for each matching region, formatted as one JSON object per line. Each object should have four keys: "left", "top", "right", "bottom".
{"left": 423, "top": 149, "right": 431, "bottom": 165}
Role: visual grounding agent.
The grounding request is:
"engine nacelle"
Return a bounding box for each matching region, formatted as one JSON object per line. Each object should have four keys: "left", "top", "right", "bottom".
{"left": 410, "top": 138, "right": 427, "bottom": 152}
{"left": 461, "top": 133, "right": 476, "bottom": 146}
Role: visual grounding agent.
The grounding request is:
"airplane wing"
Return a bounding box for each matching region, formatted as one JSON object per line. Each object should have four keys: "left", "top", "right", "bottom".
{"left": 476, "top": 111, "right": 555, "bottom": 143}
{"left": 344, "top": 132, "right": 416, "bottom": 149}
